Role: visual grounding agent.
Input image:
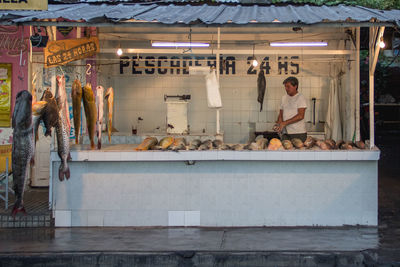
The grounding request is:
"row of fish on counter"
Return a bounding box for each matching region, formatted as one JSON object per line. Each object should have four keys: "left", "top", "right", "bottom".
{"left": 134, "top": 136, "right": 367, "bottom": 151}
{"left": 11, "top": 75, "right": 114, "bottom": 216}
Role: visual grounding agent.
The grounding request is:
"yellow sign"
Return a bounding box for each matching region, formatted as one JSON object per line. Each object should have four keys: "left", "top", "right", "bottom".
{"left": 44, "top": 37, "right": 99, "bottom": 68}
{"left": 0, "top": 0, "right": 47, "bottom": 10}
{"left": 0, "top": 64, "right": 11, "bottom": 127}
{"left": 0, "top": 144, "right": 11, "bottom": 173}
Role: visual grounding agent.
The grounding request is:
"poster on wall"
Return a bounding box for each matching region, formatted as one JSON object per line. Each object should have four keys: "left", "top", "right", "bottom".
{"left": 0, "top": 64, "right": 11, "bottom": 127}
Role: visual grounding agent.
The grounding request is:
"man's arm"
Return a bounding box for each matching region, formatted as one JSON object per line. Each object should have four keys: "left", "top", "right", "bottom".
{"left": 275, "top": 108, "right": 306, "bottom": 132}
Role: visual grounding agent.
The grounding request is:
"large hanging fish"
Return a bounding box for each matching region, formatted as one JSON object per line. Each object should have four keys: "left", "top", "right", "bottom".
{"left": 40, "top": 89, "right": 59, "bottom": 137}
{"left": 55, "top": 106, "right": 71, "bottom": 181}
{"left": 56, "top": 75, "right": 71, "bottom": 135}
{"left": 257, "top": 70, "right": 266, "bottom": 112}
{"left": 11, "top": 90, "right": 34, "bottom": 216}
{"left": 82, "top": 83, "right": 97, "bottom": 150}
{"left": 95, "top": 86, "right": 104, "bottom": 149}
{"left": 104, "top": 87, "right": 114, "bottom": 144}
{"left": 72, "top": 79, "right": 82, "bottom": 144}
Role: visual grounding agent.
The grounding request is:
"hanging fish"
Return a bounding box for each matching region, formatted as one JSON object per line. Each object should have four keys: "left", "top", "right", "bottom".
{"left": 40, "top": 89, "right": 59, "bottom": 137}
{"left": 82, "top": 83, "right": 97, "bottom": 150}
{"left": 56, "top": 75, "right": 71, "bottom": 135}
{"left": 55, "top": 107, "right": 71, "bottom": 181}
{"left": 72, "top": 79, "right": 82, "bottom": 144}
{"left": 11, "top": 90, "right": 34, "bottom": 217}
{"left": 95, "top": 86, "right": 104, "bottom": 149}
{"left": 257, "top": 70, "right": 266, "bottom": 112}
{"left": 32, "top": 101, "right": 47, "bottom": 143}
{"left": 105, "top": 87, "right": 114, "bottom": 144}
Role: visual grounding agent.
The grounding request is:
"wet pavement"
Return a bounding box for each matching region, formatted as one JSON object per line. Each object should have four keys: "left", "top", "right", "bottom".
{"left": 0, "top": 130, "right": 398, "bottom": 266}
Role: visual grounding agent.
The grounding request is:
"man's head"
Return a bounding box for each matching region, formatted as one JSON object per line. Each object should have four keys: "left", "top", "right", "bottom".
{"left": 283, "top": 77, "right": 299, "bottom": 96}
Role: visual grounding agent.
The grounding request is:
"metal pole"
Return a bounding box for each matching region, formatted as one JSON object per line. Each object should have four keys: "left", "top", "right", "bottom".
{"left": 355, "top": 27, "right": 360, "bottom": 141}
{"left": 216, "top": 27, "right": 221, "bottom": 135}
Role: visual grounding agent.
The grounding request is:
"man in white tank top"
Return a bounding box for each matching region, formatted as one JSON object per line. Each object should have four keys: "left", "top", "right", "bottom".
{"left": 273, "top": 77, "right": 308, "bottom": 142}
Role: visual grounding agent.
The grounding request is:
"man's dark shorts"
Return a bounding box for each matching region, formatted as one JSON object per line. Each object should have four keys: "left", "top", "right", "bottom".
{"left": 281, "top": 133, "right": 307, "bottom": 142}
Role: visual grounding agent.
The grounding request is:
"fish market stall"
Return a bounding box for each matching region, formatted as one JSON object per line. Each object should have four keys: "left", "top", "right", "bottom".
{"left": 3, "top": 2, "right": 398, "bottom": 226}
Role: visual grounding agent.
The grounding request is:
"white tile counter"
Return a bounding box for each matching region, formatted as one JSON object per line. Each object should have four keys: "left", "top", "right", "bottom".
{"left": 50, "top": 145, "right": 380, "bottom": 227}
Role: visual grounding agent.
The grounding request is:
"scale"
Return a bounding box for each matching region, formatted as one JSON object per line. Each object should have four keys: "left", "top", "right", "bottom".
{"left": 164, "top": 94, "right": 191, "bottom": 134}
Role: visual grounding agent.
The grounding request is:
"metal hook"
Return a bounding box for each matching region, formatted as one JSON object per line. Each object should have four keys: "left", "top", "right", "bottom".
{"left": 86, "top": 63, "right": 92, "bottom": 76}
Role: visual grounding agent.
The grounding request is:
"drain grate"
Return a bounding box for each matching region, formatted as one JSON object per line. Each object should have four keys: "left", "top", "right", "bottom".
{"left": 0, "top": 188, "right": 53, "bottom": 228}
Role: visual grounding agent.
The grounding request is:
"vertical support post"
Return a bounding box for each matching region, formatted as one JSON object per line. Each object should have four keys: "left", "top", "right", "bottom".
{"left": 5, "top": 157, "right": 8, "bottom": 210}
{"left": 216, "top": 27, "right": 221, "bottom": 135}
{"left": 355, "top": 27, "right": 360, "bottom": 141}
{"left": 368, "top": 26, "right": 385, "bottom": 149}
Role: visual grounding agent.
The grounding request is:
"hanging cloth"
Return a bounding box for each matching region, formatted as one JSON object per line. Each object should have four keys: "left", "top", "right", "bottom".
{"left": 325, "top": 64, "right": 343, "bottom": 141}
{"left": 205, "top": 69, "right": 222, "bottom": 108}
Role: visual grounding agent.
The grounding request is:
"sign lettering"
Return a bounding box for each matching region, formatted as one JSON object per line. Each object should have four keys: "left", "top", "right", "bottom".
{"left": 0, "top": 0, "right": 47, "bottom": 10}
{"left": 44, "top": 37, "right": 99, "bottom": 68}
{"left": 119, "top": 55, "right": 299, "bottom": 75}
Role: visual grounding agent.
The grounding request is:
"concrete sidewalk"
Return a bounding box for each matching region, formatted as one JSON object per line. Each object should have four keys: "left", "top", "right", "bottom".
{"left": 0, "top": 226, "right": 385, "bottom": 266}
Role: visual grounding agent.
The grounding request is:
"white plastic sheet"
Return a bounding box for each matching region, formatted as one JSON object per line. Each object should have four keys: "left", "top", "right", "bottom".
{"left": 205, "top": 69, "right": 222, "bottom": 109}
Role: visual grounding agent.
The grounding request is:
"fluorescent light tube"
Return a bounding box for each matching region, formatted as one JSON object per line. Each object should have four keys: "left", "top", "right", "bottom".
{"left": 270, "top": 42, "right": 328, "bottom": 47}
{"left": 152, "top": 42, "right": 210, "bottom": 47}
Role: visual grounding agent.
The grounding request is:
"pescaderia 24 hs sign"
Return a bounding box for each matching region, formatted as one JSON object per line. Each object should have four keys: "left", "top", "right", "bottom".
{"left": 119, "top": 55, "right": 300, "bottom": 75}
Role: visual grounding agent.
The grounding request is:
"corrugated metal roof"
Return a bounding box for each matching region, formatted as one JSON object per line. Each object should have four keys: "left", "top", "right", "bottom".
{"left": 0, "top": 3, "right": 399, "bottom": 26}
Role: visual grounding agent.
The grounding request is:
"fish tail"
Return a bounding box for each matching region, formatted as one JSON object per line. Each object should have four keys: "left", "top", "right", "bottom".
{"left": 58, "top": 160, "right": 70, "bottom": 181}
{"left": 98, "top": 140, "right": 102, "bottom": 150}
{"left": 260, "top": 104, "right": 262, "bottom": 112}
{"left": 11, "top": 204, "right": 26, "bottom": 217}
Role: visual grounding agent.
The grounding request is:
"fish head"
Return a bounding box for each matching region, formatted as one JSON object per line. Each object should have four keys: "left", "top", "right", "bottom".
{"left": 13, "top": 90, "right": 32, "bottom": 130}
{"left": 40, "top": 88, "right": 54, "bottom": 101}
{"left": 105, "top": 87, "right": 114, "bottom": 99}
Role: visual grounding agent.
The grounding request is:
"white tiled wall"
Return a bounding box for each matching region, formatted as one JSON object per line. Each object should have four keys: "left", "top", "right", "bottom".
{"left": 99, "top": 56, "right": 335, "bottom": 143}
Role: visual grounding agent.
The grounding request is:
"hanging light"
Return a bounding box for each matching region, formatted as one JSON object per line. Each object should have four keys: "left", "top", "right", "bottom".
{"left": 379, "top": 37, "right": 385, "bottom": 48}
{"left": 151, "top": 42, "right": 210, "bottom": 47}
{"left": 116, "top": 47, "right": 123, "bottom": 56}
{"left": 252, "top": 44, "right": 258, "bottom": 67}
{"left": 270, "top": 42, "right": 328, "bottom": 47}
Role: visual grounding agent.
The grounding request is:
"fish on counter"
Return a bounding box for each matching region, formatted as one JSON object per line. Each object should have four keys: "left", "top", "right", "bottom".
{"left": 159, "top": 136, "right": 175, "bottom": 150}
{"left": 267, "top": 138, "right": 282, "bottom": 150}
{"left": 282, "top": 140, "right": 294, "bottom": 150}
{"left": 32, "top": 101, "right": 47, "bottom": 143}
{"left": 255, "top": 136, "right": 268, "bottom": 150}
{"left": 303, "top": 136, "right": 315, "bottom": 149}
{"left": 188, "top": 139, "right": 202, "bottom": 150}
{"left": 230, "top": 144, "right": 244, "bottom": 151}
{"left": 198, "top": 140, "right": 213, "bottom": 150}
{"left": 335, "top": 140, "right": 344, "bottom": 150}
{"left": 316, "top": 140, "right": 330, "bottom": 150}
{"left": 355, "top": 140, "right": 366, "bottom": 149}
{"left": 212, "top": 139, "right": 223, "bottom": 149}
{"left": 220, "top": 144, "right": 231, "bottom": 150}
{"left": 135, "top": 137, "right": 158, "bottom": 151}
{"left": 71, "top": 79, "right": 82, "bottom": 144}
{"left": 105, "top": 87, "right": 114, "bottom": 143}
{"left": 291, "top": 138, "right": 304, "bottom": 149}
{"left": 325, "top": 139, "right": 336, "bottom": 149}
{"left": 56, "top": 75, "right": 71, "bottom": 135}
{"left": 40, "top": 89, "right": 59, "bottom": 137}
{"left": 340, "top": 141, "right": 354, "bottom": 150}
{"left": 11, "top": 90, "right": 34, "bottom": 216}
{"left": 257, "top": 70, "right": 266, "bottom": 112}
{"left": 82, "top": 83, "right": 97, "bottom": 150}
{"left": 95, "top": 86, "right": 104, "bottom": 149}
{"left": 170, "top": 137, "right": 187, "bottom": 151}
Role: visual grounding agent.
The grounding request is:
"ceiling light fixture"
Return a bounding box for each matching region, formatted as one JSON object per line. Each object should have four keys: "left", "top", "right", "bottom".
{"left": 270, "top": 42, "right": 328, "bottom": 47}
{"left": 379, "top": 37, "right": 385, "bottom": 48}
{"left": 151, "top": 42, "right": 210, "bottom": 47}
